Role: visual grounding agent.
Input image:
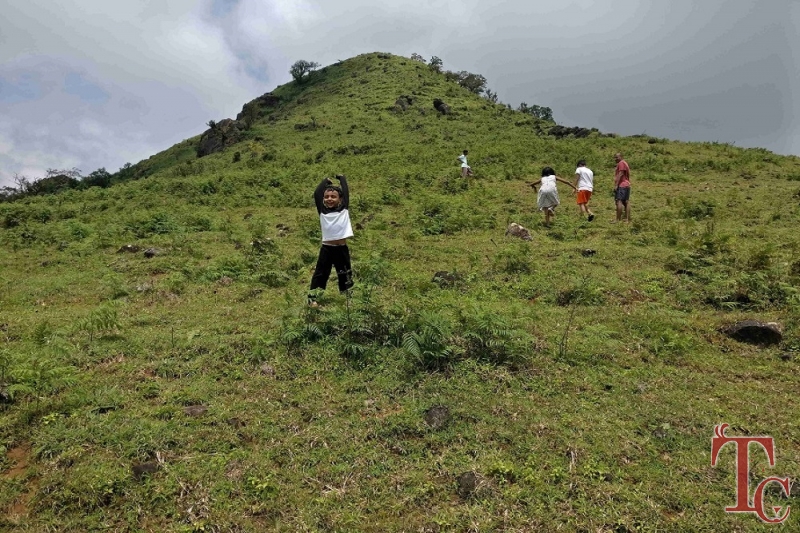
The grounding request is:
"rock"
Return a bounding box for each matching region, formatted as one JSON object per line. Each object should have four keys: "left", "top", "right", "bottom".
{"left": 456, "top": 471, "right": 481, "bottom": 498}
{"left": 117, "top": 244, "right": 140, "bottom": 254}
{"left": 183, "top": 405, "right": 208, "bottom": 417}
{"left": 257, "top": 92, "right": 281, "bottom": 107}
{"left": 505, "top": 222, "right": 532, "bottom": 241}
{"left": 143, "top": 248, "right": 163, "bottom": 258}
{"left": 581, "top": 249, "right": 596, "bottom": 257}
{"left": 424, "top": 405, "right": 450, "bottom": 430}
{"left": 132, "top": 461, "right": 159, "bottom": 481}
{"left": 260, "top": 363, "right": 275, "bottom": 377}
{"left": 197, "top": 118, "right": 245, "bottom": 158}
{"left": 250, "top": 238, "right": 276, "bottom": 254}
{"left": 0, "top": 383, "right": 11, "bottom": 404}
{"left": 431, "top": 271, "right": 462, "bottom": 288}
{"left": 393, "top": 96, "right": 410, "bottom": 112}
{"left": 779, "top": 352, "right": 794, "bottom": 362}
{"left": 226, "top": 417, "right": 246, "bottom": 429}
{"left": 355, "top": 214, "right": 375, "bottom": 230}
{"left": 549, "top": 125, "right": 594, "bottom": 139}
{"left": 722, "top": 320, "right": 783, "bottom": 346}
{"left": 217, "top": 276, "right": 233, "bottom": 286}
{"left": 433, "top": 98, "right": 450, "bottom": 115}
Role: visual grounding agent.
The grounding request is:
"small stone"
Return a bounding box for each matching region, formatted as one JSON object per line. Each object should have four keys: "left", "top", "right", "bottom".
{"left": 143, "top": 248, "right": 162, "bottom": 258}
{"left": 183, "top": 405, "right": 208, "bottom": 417}
{"left": 218, "top": 276, "right": 233, "bottom": 286}
{"left": 260, "top": 364, "right": 275, "bottom": 377}
{"left": 456, "top": 471, "right": 481, "bottom": 498}
{"left": 431, "top": 271, "right": 462, "bottom": 288}
{"left": 581, "top": 249, "right": 597, "bottom": 257}
{"left": 132, "top": 462, "right": 159, "bottom": 481}
{"left": 506, "top": 222, "right": 533, "bottom": 241}
{"left": 424, "top": 405, "right": 450, "bottom": 430}
{"left": 117, "top": 244, "right": 140, "bottom": 254}
{"left": 779, "top": 353, "right": 794, "bottom": 362}
{"left": 226, "top": 417, "right": 246, "bottom": 429}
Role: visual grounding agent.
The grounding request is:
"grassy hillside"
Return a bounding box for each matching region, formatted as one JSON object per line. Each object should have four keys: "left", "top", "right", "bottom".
{"left": 2, "top": 52, "right": 800, "bottom": 532}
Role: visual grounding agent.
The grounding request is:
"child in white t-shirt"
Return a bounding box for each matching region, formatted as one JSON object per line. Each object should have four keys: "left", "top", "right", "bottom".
{"left": 309, "top": 175, "right": 354, "bottom": 305}
{"left": 457, "top": 150, "right": 473, "bottom": 177}
{"left": 574, "top": 159, "right": 595, "bottom": 221}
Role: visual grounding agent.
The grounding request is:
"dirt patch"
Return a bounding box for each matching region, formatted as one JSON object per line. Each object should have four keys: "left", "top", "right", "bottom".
{"left": 3, "top": 444, "right": 34, "bottom": 520}
{"left": 3, "top": 445, "right": 30, "bottom": 480}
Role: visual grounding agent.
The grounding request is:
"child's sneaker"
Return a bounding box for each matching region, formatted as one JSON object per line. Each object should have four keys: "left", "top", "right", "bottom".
{"left": 587, "top": 214, "right": 595, "bottom": 222}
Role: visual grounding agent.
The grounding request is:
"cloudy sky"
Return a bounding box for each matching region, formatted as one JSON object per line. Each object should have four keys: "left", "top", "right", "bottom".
{"left": 2, "top": 0, "right": 799, "bottom": 188}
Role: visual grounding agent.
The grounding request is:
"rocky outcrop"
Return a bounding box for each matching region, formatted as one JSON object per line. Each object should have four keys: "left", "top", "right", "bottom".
{"left": 196, "top": 118, "right": 245, "bottom": 158}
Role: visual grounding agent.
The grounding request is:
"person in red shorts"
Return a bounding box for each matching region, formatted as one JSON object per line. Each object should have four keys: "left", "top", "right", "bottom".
{"left": 613, "top": 152, "right": 631, "bottom": 223}
{"left": 574, "top": 159, "right": 595, "bottom": 221}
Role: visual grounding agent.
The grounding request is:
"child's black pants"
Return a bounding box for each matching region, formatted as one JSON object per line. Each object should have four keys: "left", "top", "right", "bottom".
{"left": 309, "top": 244, "right": 353, "bottom": 295}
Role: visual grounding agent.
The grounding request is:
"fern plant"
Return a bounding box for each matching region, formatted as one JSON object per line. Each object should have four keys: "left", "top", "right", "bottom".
{"left": 402, "top": 311, "right": 462, "bottom": 370}
{"left": 73, "top": 302, "right": 122, "bottom": 342}
{"left": 9, "top": 356, "right": 76, "bottom": 411}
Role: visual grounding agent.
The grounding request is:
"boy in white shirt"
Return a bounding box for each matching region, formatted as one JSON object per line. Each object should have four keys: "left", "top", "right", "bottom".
{"left": 574, "top": 159, "right": 595, "bottom": 221}
{"left": 309, "top": 175, "right": 354, "bottom": 305}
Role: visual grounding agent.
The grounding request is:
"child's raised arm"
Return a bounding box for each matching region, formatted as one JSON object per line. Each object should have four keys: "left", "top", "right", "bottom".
{"left": 335, "top": 175, "right": 349, "bottom": 209}
{"left": 314, "top": 177, "right": 332, "bottom": 213}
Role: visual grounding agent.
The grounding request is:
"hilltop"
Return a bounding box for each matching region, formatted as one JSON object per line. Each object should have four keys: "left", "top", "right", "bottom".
{"left": 1, "top": 52, "right": 800, "bottom": 531}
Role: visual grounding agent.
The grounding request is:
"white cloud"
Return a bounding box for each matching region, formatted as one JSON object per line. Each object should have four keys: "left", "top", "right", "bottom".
{"left": 2, "top": 0, "right": 799, "bottom": 188}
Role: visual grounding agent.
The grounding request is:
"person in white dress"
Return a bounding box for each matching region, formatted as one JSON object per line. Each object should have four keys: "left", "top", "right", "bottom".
{"left": 457, "top": 150, "right": 473, "bottom": 177}
{"left": 529, "top": 166, "right": 577, "bottom": 226}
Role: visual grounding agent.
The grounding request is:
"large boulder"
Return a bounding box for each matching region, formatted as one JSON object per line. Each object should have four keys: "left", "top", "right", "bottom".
{"left": 258, "top": 92, "right": 281, "bottom": 107}
{"left": 721, "top": 320, "right": 783, "bottom": 346}
{"left": 196, "top": 118, "right": 245, "bottom": 158}
{"left": 433, "top": 98, "right": 450, "bottom": 115}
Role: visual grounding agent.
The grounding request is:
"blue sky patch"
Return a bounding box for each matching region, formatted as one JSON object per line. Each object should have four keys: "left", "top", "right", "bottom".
{"left": 211, "top": 0, "right": 240, "bottom": 18}
{"left": 0, "top": 73, "right": 43, "bottom": 104}
{"left": 63, "top": 72, "right": 110, "bottom": 104}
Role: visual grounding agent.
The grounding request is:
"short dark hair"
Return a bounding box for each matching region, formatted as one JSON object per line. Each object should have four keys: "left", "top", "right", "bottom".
{"left": 577, "top": 159, "right": 586, "bottom": 167}
{"left": 541, "top": 166, "right": 555, "bottom": 177}
{"left": 324, "top": 185, "right": 343, "bottom": 197}
{"left": 463, "top": 150, "right": 469, "bottom": 154}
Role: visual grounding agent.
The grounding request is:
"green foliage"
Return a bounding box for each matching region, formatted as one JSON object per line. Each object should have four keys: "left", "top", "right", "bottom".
{"left": 73, "top": 302, "right": 122, "bottom": 342}
{"left": 680, "top": 198, "right": 715, "bottom": 219}
{"left": 1, "top": 52, "right": 800, "bottom": 532}
{"left": 290, "top": 59, "right": 320, "bottom": 83}
{"left": 402, "top": 311, "right": 462, "bottom": 370}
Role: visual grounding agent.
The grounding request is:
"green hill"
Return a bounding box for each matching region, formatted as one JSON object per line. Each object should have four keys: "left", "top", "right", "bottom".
{"left": 1, "top": 52, "right": 800, "bottom": 531}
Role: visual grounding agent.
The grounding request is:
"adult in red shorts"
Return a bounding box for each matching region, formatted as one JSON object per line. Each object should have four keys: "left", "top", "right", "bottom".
{"left": 574, "top": 159, "right": 594, "bottom": 221}
{"left": 613, "top": 152, "right": 631, "bottom": 223}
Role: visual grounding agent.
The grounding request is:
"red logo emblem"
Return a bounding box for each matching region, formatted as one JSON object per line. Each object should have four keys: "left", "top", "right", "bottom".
{"left": 711, "top": 424, "right": 791, "bottom": 523}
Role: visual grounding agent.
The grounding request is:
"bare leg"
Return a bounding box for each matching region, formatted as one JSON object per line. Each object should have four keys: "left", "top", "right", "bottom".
{"left": 624, "top": 201, "right": 630, "bottom": 222}
{"left": 616, "top": 200, "right": 623, "bottom": 222}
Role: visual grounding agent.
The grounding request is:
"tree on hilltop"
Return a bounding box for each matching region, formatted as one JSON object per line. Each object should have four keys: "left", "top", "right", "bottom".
{"left": 455, "top": 71, "right": 487, "bottom": 95}
{"left": 290, "top": 60, "right": 320, "bottom": 84}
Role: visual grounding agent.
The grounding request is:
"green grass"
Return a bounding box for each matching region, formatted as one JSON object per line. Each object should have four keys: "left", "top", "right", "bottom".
{"left": 1, "top": 52, "right": 800, "bottom": 531}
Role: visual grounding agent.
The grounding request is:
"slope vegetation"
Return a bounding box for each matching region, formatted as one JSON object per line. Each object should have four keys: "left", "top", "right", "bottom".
{"left": 1, "top": 52, "right": 800, "bottom": 531}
